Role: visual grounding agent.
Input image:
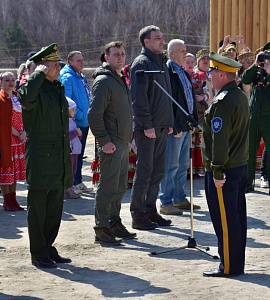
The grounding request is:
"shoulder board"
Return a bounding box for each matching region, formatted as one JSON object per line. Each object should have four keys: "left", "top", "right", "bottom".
{"left": 212, "top": 91, "right": 228, "bottom": 103}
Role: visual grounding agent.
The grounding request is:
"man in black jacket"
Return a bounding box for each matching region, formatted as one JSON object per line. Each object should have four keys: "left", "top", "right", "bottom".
{"left": 129, "top": 25, "right": 174, "bottom": 230}
{"left": 159, "top": 39, "right": 201, "bottom": 216}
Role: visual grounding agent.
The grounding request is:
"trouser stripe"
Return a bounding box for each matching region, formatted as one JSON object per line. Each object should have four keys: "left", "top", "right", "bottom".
{"left": 217, "top": 187, "right": 230, "bottom": 274}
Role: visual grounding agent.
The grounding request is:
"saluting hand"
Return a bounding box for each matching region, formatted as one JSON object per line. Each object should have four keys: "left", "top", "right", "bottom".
{"left": 35, "top": 62, "right": 50, "bottom": 74}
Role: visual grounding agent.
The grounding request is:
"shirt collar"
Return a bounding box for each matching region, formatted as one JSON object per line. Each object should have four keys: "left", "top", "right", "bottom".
{"left": 169, "top": 59, "right": 184, "bottom": 70}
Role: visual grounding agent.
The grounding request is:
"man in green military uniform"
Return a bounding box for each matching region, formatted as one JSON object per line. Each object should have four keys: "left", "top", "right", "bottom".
{"left": 202, "top": 52, "right": 249, "bottom": 277}
{"left": 18, "top": 44, "right": 73, "bottom": 268}
{"left": 241, "top": 42, "right": 270, "bottom": 193}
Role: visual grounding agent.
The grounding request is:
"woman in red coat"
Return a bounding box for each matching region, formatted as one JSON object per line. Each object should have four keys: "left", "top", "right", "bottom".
{"left": 0, "top": 72, "right": 26, "bottom": 211}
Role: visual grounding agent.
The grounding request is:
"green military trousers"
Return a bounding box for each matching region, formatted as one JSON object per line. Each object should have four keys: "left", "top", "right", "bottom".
{"left": 94, "top": 141, "right": 129, "bottom": 230}
{"left": 248, "top": 115, "right": 270, "bottom": 185}
{"left": 27, "top": 189, "right": 64, "bottom": 260}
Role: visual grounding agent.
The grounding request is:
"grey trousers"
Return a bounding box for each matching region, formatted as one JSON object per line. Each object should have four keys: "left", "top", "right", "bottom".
{"left": 94, "top": 141, "right": 129, "bottom": 230}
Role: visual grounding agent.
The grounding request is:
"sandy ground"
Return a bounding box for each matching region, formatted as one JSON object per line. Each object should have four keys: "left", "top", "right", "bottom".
{"left": 0, "top": 133, "right": 270, "bottom": 300}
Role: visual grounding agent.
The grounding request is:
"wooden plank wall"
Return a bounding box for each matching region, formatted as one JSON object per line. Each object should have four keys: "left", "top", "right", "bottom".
{"left": 210, "top": 0, "right": 270, "bottom": 52}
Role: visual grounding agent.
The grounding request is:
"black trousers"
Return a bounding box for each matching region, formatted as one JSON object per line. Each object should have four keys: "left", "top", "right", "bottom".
{"left": 130, "top": 128, "right": 167, "bottom": 218}
{"left": 27, "top": 189, "right": 64, "bottom": 260}
{"left": 205, "top": 165, "right": 248, "bottom": 275}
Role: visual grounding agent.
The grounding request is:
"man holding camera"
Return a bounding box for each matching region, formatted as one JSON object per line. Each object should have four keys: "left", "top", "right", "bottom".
{"left": 202, "top": 52, "right": 249, "bottom": 277}
{"left": 241, "top": 42, "right": 270, "bottom": 193}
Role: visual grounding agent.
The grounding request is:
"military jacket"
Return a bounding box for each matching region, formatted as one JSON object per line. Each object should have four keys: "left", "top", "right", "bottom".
{"left": 202, "top": 80, "right": 249, "bottom": 179}
{"left": 241, "top": 64, "right": 270, "bottom": 117}
{"left": 17, "top": 71, "right": 72, "bottom": 190}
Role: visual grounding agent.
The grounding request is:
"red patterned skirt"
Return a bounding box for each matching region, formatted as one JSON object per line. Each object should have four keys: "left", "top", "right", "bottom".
{"left": 0, "top": 142, "right": 25, "bottom": 184}
{"left": 0, "top": 110, "right": 26, "bottom": 184}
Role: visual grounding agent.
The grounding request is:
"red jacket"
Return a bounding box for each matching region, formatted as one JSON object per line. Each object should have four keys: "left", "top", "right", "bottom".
{"left": 0, "top": 89, "right": 16, "bottom": 167}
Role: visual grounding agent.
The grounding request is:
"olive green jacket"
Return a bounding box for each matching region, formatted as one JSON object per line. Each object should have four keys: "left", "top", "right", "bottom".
{"left": 202, "top": 81, "right": 249, "bottom": 179}
{"left": 88, "top": 63, "right": 133, "bottom": 146}
{"left": 18, "top": 71, "right": 72, "bottom": 190}
{"left": 241, "top": 64, "right": 270, "bottom": 117}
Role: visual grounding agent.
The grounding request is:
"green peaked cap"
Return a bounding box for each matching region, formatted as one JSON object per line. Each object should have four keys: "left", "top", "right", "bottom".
{"left": 29, "top": 43, "right": 62, "bottom": 63}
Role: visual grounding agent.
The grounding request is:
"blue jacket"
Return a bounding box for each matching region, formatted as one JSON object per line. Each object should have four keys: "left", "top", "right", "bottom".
{"left": 59, "top": 65, "right": 91, "bottom": 127}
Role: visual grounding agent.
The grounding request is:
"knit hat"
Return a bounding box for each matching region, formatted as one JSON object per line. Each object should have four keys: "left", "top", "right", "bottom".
{"left": 66, "top": 97, "right": 76, "bottom": 109}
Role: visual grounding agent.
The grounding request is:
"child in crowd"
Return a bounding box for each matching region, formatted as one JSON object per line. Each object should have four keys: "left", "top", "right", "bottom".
{"left": 184, "top": 53, "right": 210, "bottom": 177}
{"left": 64, "top": 98, "right": 82, "bottom": 199}
{"left": 0, "top": 72, "right": 26, "bottom": 210}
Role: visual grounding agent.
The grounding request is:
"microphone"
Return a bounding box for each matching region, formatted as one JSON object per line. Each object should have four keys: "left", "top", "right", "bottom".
{"left": 135, "top": 70, "right": 165, "bottom": 77}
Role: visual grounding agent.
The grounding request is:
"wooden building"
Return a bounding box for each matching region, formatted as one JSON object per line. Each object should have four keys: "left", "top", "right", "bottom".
{"left": 210, "top": 0, "right": 270, "bottom": 52}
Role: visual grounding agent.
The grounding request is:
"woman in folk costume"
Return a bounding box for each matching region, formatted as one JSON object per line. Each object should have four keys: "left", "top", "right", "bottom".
{"left": 184, "top": 53, "right": 210, "bottom": 177}
{"left": 0, "top": 72, "right": 26, "bottom": 211}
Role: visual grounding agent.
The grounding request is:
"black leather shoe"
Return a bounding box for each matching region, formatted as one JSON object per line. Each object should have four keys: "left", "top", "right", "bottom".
{"left": 32, "top": 258, "right": 57, "bottom": 268}
{"left": 50, "top": 254, "right": 72, "bottom": 263}
{"left": 203, "top": 268, "right": 243, "bottom": 277}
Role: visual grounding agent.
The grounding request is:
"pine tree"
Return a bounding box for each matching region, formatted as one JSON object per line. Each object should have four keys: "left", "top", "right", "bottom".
{"left": 2, "top": 20, "right": 33, "bottom": 67}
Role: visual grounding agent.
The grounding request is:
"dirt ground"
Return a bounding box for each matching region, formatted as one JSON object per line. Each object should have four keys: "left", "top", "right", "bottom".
{"left": 0, "top": 133, "right": 269, "bottom": 300}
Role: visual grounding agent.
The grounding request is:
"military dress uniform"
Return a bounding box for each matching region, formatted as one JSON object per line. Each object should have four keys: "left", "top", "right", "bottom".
{"left": 18, "top": 44, "right": 72, "bottom": 266}
{"left": 202, "top": 52, "right": 249, "bottom": 276}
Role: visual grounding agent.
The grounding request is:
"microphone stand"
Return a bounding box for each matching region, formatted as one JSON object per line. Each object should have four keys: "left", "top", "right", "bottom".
{"left": 150, "top": 80, "right": 219, "bottom": 259}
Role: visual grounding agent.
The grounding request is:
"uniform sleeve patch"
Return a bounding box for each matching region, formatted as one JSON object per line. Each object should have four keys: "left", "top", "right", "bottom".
{"left": 212, "top": 117, "right": 223, "bottom": 133}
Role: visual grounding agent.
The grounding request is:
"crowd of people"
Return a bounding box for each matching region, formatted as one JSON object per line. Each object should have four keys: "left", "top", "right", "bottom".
{"left": 1, "top": 25, "right": 270, "bottom": 278}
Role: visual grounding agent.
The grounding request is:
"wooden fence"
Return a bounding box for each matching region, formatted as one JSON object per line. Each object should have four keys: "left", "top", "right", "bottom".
{"left": 210, "top": 0, "right": 270, "bottom": 52}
